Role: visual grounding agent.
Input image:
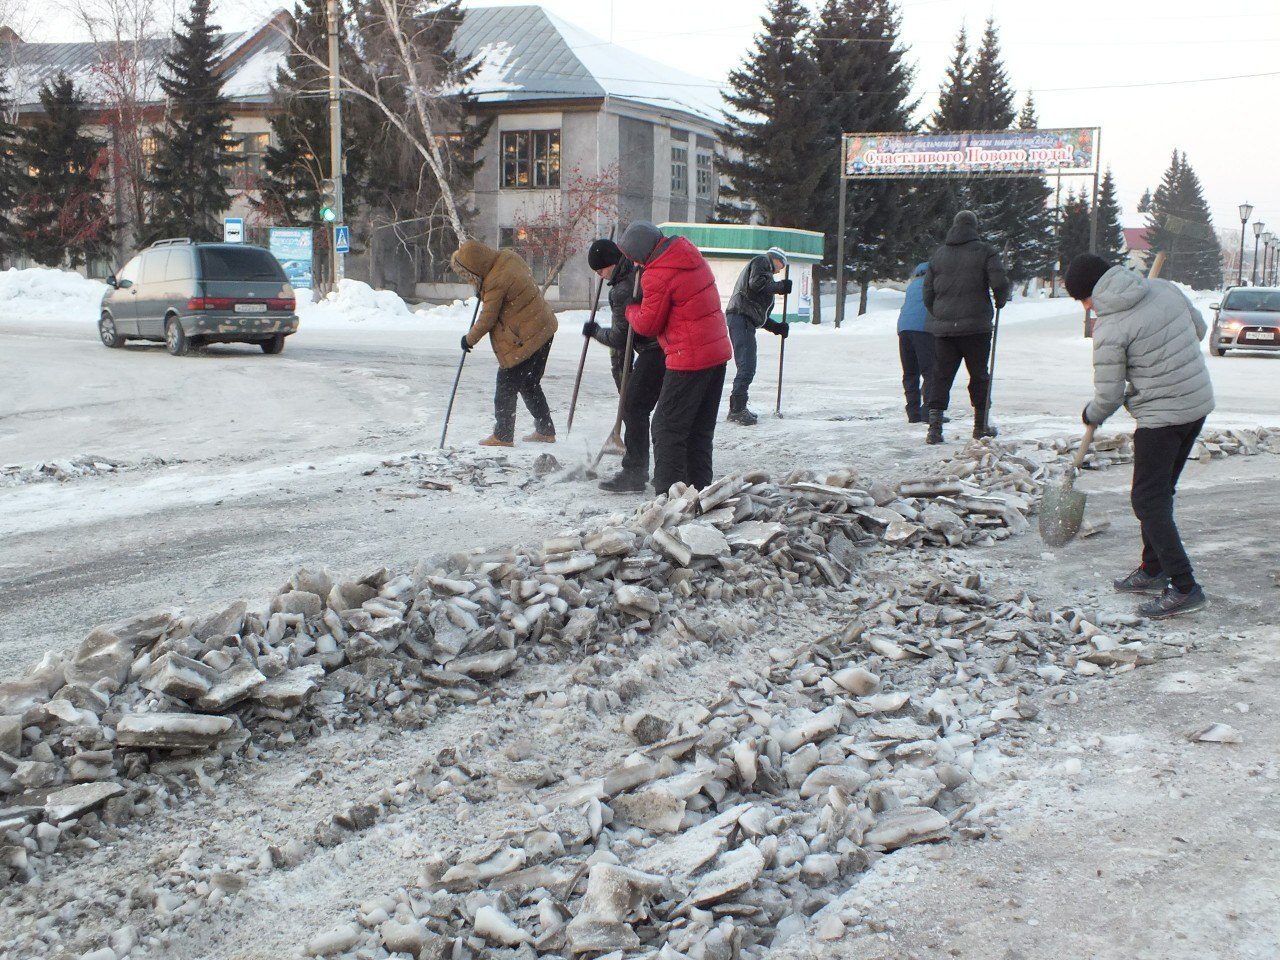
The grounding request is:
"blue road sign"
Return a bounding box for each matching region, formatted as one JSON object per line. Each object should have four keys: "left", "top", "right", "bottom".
{"left": 334, "top": 225, "right": 351, "bottom": 254}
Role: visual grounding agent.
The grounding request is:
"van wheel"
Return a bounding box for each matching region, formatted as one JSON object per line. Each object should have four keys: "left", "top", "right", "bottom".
{"left": 99, "top": 313, "right": 125, "bottom": 348}
{"left": 165, "top": 316, "right": 189, "bottom": 356}
{"left": 260, "top": 334, "right": 286, "bottom": 355}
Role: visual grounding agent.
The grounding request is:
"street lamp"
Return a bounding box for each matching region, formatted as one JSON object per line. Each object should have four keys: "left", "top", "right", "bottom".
{"left": 1238, "top": 202, "right": 1253, "bottom": 286}
{"left": 1263, "top": 232, "right": 1275, "bottom": 286}
{"left": 1268, "top": 236, "right": 1278, "bottom": 287}
{"left": 1252, "top": 220, "right": 1265, "bottom": 285}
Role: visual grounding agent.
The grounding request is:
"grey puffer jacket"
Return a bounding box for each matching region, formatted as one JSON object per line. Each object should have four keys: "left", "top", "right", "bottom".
{"left": 726, "top": 254, "right": 786, "bottom": 328}
{"left": 1084, "top": 266, "right": 1215, "bottom": 429}
{"left": 922, "top": 221, "right": 1011, "bottom": 337}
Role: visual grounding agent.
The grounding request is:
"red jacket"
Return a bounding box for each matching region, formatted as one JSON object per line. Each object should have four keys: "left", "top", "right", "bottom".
{"left": 626, "top": 236, "right": 732, "bottom": 372}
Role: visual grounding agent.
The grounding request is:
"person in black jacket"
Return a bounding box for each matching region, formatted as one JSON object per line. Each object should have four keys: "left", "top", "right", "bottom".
{"left": 725, "top": 246, "right": 792, "bottom": 426}
{"left": 582, "top": 238, "right": 667, "bottom": 492}
{"left": 922, "top": 210, "right": 1011, "bottom": 444}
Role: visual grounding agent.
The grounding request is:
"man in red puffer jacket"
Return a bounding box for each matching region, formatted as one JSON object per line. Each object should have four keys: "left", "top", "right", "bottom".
{"left": 619, "top": 221, "right": 732, "bottom": 494}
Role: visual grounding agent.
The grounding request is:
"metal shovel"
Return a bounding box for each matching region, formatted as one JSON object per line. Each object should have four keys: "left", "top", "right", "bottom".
{"left": 1038, "top": 424, "right": 1096, "bottom": 547}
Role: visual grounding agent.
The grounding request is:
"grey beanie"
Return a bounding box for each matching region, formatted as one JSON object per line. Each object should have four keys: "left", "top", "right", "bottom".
{"left": 619, "top": 221, "right": 664, "bottom": 265}
{"left": 954, "top": 210, "right": 979, "bottom": 229}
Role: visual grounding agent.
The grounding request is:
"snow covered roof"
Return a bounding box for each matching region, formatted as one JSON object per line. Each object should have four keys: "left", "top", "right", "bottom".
{"left": 455, "top": 5, "right": 726, "bottom": 127}
{"left": 3, "top": 13, "right": 288, "bottom": 113}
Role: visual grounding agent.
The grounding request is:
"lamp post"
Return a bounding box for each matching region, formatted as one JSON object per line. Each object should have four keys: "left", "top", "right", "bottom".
{"left": 1252, "top": 220, "right": 1265, "bottom": 286}
{"left": 1263, "top": 233, "right": 1275, "bottom": 286}
{"left": 1237, "top": 202, "right": 1253, "bottom": 286}
{"left": 1268, "top": 236, "right": 1277, "bottom": 286}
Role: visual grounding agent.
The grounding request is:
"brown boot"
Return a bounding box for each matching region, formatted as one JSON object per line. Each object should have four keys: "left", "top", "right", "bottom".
{"left": 523, "top": 431, "right": 556, "bottom": 444}
{"left": 479, "top": 434, "right": 514, "bottom": 448}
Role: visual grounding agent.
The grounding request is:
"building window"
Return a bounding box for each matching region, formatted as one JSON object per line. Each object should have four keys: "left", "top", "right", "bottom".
{"left": 227, "top": 132, "right": 269, "bottom": 188}
{"left": 501, "top": 130, "right": 561, "bottom": 189}
{"left": 671, "top": 145, "right": 688, "bottom": 196}
{"left": 696, "top": 150, "right": 713, "bottom": 200}
{"left": 499, "top": 226, "right": 551, "bottom": 285}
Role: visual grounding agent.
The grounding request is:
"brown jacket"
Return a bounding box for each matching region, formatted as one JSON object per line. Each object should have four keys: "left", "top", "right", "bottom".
{"left": 450, "top": 240, "right": 558, "bottom": 368}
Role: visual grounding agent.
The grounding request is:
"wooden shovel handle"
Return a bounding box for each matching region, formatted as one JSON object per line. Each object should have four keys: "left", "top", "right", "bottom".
{"left": 1073, "top": 424, "right": 1096, "bottom": 471}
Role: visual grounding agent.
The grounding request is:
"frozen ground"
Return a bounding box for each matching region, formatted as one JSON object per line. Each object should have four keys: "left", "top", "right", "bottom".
{"left": 1, "top": 269, "right": 1277, "bottom": 958}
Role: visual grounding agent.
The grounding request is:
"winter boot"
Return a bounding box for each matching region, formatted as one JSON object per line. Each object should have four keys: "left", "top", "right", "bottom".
{"left": 925, "top": 409, "right": 944, "bottom": 445}
{"left": 523, "top": 431, "right": 556, "bottom": 444}
{"left": 1138, "top": 584, "right": 1208, "bottom": 620}
{"left": 972, "top": 407, "right": 998, "bottom": 439}
{"left": 727, "top": 396, "right": 759, "bottom": 426}
{"left": 1113, "top": 567, "right": 1169, "bottom": 595}
{"left": 906, "top": 404, "right": 923, "bottom": 424}
{"left": 599, "top": 471, "right": 647, "bottom": 493}
{"left": 479, "top": 435, "right": 514, "bottom": 448}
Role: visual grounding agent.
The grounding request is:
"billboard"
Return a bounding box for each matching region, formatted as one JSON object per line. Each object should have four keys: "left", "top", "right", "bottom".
{"left": 269, "top": 227, "right": 315, "bottom": 289}
{"left": 842, "top": 128, "right": 1097, "bottom": 179}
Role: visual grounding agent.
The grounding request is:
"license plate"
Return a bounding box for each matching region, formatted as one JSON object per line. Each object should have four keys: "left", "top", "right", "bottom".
{"left": 234, "top": 303, "right": 267, "bottom": 314}
{"left": 1248, "top": 331, "right": 1276, "bottom": 341}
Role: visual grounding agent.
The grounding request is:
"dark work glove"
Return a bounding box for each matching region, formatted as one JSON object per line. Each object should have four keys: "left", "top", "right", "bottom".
{"left": 582, "top": 319, "right": 600, "bottom": 338}
{"left": 460, "top": 334, "right": 472, "bottom": 354}
{"left": 763, "top": 319, "right": 789, "bottom": 339}
{"left": 994, "top": 293, "right": 1009, "bottom": 310}
{"left": 774, "top": 278, "right": 793, "bottom": 295}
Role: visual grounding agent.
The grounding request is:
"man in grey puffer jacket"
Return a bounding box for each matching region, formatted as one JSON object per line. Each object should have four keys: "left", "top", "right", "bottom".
{"left": 1067, "top": 254, "right": 1215, "bottom": 620}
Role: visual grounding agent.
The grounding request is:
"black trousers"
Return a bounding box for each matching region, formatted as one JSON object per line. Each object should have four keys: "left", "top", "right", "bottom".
{"left": 493, "top": 339, "right": 554, "bottom": 442}
{"left": 1132, "top": 417, "right": 1205, "bottom": 593}
{"left": 620, "top": 348, "right": 666, "bottom": 480}
{"left": 652, "top": 363, "right": 726, "bottom": 494}
{"left": 928, "top": 332, "right": 991, "bottom": 413}
{"left": 898, "top": 331, "right": 935, "bottom": 414}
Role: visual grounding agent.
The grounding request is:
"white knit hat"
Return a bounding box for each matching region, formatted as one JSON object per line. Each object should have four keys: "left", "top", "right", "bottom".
{"left": 766, "top": 246, "right": 788, "bottom": 265}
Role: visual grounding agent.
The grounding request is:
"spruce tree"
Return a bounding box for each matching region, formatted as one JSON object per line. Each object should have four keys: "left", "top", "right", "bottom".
{"left": 967, "top": 18, "right": 1016, "bottom": 130}
{"left": 811, "top": 0, "right": 918, "bottom": 315}
{"left": 145, "top": 0, "right": 234, "bottom": 244}
{"left": 16, "top": 74, "right": 112, "bottom": 267}
{"left": 1137, "top": 188, "right": 1152, "bottom": 215}
{"left": 254, "top": 0, "right": 369, "bottom": 285}
{"left": 0, "top": 74, "right": 21, "bottom": 258}
{"left": 1144, "top": 150, "right": 1221, "bottom": 288}
{"left": 988, "top": 95, "right": 1054, "bottom": 288}
{"left": 717, "top": 0, "right": 824, "bottom": 227}
{"left": 1058, "top": 188, "right": 1092, "bottom": 275}
{"left": 931, "top": 27, "right": 971, "bottom": 131}
{"left": 1095, "top": 167, "right": 1126, "bottom": 265}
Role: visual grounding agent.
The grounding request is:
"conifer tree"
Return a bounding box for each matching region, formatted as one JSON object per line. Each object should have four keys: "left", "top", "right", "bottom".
{"left": 1137, "top": 188, "right": 1152, "bottom": 214}
{"left": 254, "top": 0, "right": 369, "bottom": 285}
{"left": 967, "top": 18, "right": 1015, "bottom": 131}
{"left": 987, "top": 95, "right": 1054, "bottom": 287}
{"left": 1144, "top": 150, "right": 1221, "bottom": 288}
{"left": 931, "top": 27, "right": 971, "bottom": 131}
{"left": 1058, "top": 188, "right": 1092, "bottom": 274}
{"left": 717, "top": 0, "right": 824, "bottom": 226}
{"left": 811, "top": 0, "right": 918, "bottom": 314}
{"left": 0, "top": 74, "right": 21, "bottom": 258}
{"left": 1095, "top": 167, "right": 1126, "bottom": 265}
{"left": 16, "top": 74, "right": 112, "bottom": 267}
{"left": 145, "top": 0, "right": 234, "bottom": 243}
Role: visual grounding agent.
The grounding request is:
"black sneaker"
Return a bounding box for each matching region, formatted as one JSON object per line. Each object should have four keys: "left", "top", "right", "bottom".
{"left": 600, "top": 472, "right": 647, "bottom": 493}
{"left": 1138, "top": 585, "right": 1208, "bottom": 620}
{"left": 1113, "top": 568, "right": 1170, "bottom": 594}
{"left": 727, "top": 408, "right": 759, "bottom": 426}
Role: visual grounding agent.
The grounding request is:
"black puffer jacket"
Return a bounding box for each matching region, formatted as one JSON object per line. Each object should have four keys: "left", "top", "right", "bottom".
{"left": 589, "top": 258, "right": 659, "bottom": 354}
{"left": 726, "top": 254, "right": 787, "bottom": 328}
{"left": 922, "top": 222, "right": 1011, "bottom": 337}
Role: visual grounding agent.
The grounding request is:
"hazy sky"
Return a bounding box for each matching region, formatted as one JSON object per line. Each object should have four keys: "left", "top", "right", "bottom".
{"left": 25, "top": 0, "right": 1280, "bottom": 232}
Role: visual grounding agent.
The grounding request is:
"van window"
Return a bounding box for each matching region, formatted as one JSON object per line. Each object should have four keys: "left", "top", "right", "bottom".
{"left": 165, "top": 249, "right": 194, "bottom": 282}
{"left": 141, "top": 251, "right": 170, "bottom": 285}
{"left": 198, "top": 246, "right": 286, "bottom": 282}
{"left": 117, "top": 256, "right": 142, "bottom": 286}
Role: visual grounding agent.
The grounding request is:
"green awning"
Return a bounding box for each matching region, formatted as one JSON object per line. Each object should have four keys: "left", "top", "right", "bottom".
{"left": 659, "top": 223, "right": 825, "bottom": 263}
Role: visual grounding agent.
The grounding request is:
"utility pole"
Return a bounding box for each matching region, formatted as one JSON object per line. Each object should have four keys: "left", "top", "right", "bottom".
{"left": 326, "top": 0, "right": 345, "bottom": 284}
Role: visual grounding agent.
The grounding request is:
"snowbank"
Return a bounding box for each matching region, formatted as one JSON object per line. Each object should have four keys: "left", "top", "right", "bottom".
{"left": 0, "top": 267, "right": 105, "bottom": 325}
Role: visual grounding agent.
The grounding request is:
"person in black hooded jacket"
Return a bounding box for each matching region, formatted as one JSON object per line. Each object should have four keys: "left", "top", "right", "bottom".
{"left": 922, "top": 210, "right": 1011, "bottom": 444}
{"left": 582, "top": 238, "right": 666, "bottom": 492}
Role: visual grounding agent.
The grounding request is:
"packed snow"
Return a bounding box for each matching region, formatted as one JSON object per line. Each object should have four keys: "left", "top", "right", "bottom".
{"left": 0, "top": 267, "right": 107, "bottom": 325}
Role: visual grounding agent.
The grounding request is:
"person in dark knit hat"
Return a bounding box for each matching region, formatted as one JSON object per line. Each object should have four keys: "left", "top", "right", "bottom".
{"left": 922, "top": 210, "right": 1011, "bottom": 443}
{"left": 1068, "top": 253, "right": 1215, "bottom": 620}
{"left": 581, "top": 237, "right": 666, "bottom": 492}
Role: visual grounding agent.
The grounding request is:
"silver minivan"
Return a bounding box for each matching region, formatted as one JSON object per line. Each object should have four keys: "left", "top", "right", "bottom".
{"left": 100, "top": 239, "right": 300, "bottom": 356}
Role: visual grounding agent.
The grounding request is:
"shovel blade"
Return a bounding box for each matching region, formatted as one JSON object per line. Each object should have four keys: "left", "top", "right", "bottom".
{"left": 1038, "top": 476, "right": 1088, "bottom": 547}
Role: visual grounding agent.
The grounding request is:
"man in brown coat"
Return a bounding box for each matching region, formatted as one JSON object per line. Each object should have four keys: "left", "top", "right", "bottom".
{"left": 451, "top": 239, "right": 559, "bottom": 447}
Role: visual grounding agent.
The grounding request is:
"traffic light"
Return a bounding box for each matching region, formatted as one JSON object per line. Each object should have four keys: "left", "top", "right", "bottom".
{"left": 319, "top": 179, "right": 338, "bottom": 223}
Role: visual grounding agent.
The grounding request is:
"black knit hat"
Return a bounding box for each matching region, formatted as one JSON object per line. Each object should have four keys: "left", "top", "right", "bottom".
{"left": 1065, "top": 254, "right": 1111, "bottom": 301}
{"left": 587, "top": 239, "right": 622, "bottom": 271}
